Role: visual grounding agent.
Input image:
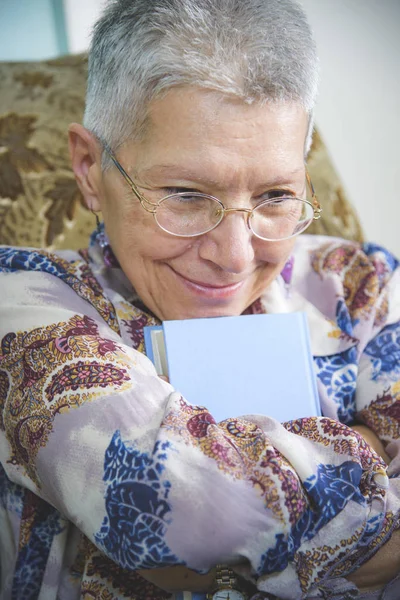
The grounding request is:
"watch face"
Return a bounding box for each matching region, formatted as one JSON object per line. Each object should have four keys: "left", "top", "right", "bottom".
{"left": 212, "top": 589, "right": 246, "bottom": 600}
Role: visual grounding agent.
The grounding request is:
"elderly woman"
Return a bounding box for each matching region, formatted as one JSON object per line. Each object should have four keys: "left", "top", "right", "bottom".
{"left": 0, "top": 0, "right": 399, "bottom": 599}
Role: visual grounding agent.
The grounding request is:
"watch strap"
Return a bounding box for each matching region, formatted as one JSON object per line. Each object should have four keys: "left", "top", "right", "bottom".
{"left": 215, "top": 564, "right": 238, "bottom": 588}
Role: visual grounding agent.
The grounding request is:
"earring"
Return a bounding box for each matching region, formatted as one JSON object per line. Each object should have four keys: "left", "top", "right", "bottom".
{"left": 91, "top": 209, "right": 105, "bottom": 244}
{"left": 281, "top": 255, "right": 294, "bottom": 296}
{"left": 94, "top": 211, "right": 101, "bottom": 234}
{"left": 91, "top": 210, "right": 119, "bottom": 268}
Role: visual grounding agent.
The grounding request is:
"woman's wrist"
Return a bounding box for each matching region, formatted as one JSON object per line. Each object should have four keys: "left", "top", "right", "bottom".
{"left": 351, "top": 424, "right": 391, "bottom": 464}
{"left": 137, "top": 566, "right": 217, "bottom": 593}
{"left": 346, "top": 530, "right": 400, "bottom": 591}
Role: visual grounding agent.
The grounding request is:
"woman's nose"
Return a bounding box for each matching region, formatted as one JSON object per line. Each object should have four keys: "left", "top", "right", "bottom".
{"left": 198, "top": 210, "right": 255, "bottom": 273}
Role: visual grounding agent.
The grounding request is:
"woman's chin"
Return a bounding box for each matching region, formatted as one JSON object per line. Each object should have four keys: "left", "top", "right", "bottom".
{"left": 160, "top": 300, "right": 252, "bottom": 320}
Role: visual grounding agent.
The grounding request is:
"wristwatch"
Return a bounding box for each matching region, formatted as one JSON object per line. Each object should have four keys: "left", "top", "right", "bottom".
{"left": 207, "top": 565, "right": 248, "bottom": 600}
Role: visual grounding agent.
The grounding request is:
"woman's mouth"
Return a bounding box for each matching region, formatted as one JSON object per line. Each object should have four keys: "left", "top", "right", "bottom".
{"left": 170, "top": 268, "right": 246, "bottom": 300}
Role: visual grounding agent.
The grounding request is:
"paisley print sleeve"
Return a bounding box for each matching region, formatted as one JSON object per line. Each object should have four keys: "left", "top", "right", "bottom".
{"left": 309, "top": 239, "right": 400, "bottom": 453}
{"left": 0, "top": 254, "right": 399, "bottom": 599}
{"left": 353, "top": 244, "right": 400, "bottom": 453}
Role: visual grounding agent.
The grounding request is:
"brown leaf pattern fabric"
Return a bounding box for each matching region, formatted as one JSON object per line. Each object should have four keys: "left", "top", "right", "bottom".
{"left": 0, "top": 54, "right": 363, "bottom": 250}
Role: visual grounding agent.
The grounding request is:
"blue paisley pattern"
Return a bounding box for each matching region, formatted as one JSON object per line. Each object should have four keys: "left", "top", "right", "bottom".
{"left": 0, "top": 246, "right": 119, "bottom": 332}
{"left": 1, "top": 234, "right": 399, "bottom": 600}
{"left": 95, "top": 430, "right": 182, "bottom": 570}
{"left": 0, "top": 246, "right": 70, "bottom": 276}
{"left": 336, "top": 298, "right": 354, "bottom": 337}
{"left": 12, "top": 503, "right": 65, "bottom": 600}
{"left": 0, "top": 462, "right": 24, "bottom": 516}
{"left": 362, "top": 242, "right": 399, "bottom": 273}
{"left": 364, "top": 322, "right": 400, "bottom": 382}
{"left": 258, "top": 461, "right": 364, "bottom": 575}
{"left": 314, "top": 348, "right": 358, "bottom": 424}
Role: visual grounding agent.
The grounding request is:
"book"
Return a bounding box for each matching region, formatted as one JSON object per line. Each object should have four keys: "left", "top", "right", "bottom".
{"left": 144, "top": 312, "right": 320, "bottom": 422}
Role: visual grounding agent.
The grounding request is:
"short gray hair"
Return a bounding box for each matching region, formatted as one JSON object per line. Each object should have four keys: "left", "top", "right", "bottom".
{"left": 84, "top": 0, "right": 319, "bottom": 161}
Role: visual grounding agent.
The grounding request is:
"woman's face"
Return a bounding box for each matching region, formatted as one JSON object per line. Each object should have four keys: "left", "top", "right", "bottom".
{"left": 84, "top": 88, "right": 309, "bottom": 321}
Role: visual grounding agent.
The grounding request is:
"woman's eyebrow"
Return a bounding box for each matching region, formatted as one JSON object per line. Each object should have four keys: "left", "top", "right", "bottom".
{"left": 139, "top": 164, "right": 305, "bottom": 189}
{"left": 140, "top": 165, "right": 221, "bottom": 186}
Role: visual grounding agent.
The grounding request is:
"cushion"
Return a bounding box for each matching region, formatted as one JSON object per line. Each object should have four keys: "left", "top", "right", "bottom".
{"left": 0, "top": 54, "right": 364, "bottom": 250}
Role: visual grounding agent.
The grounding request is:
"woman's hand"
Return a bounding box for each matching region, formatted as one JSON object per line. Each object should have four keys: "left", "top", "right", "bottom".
{"left": 351, "top": 424, "right": 391, "bottom": 464}
{"left": 137, "top": 566, "right": 216, "bottom": 592}
{"left": 347, "top": 529, "right": 400, "bottom": 592}
{"left": 348, "top": 424, "right": 400, "bottom": 591}
{"left": 141, "top": 404, "right": 393, "bottom": 594}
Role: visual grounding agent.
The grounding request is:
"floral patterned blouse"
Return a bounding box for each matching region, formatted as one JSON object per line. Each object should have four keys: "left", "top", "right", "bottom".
{"left": 0, "top": 231, "right": 399, "bottom": 600}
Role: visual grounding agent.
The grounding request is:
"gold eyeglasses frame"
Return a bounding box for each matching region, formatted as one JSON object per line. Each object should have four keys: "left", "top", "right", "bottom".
{"left": 103, "top": 144, "right": 322, "bottom": 240}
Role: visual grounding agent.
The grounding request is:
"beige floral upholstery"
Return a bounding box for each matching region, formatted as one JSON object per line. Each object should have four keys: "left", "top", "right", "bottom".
{"left": 0, "top": 54, "right": 364, "bottom": 250}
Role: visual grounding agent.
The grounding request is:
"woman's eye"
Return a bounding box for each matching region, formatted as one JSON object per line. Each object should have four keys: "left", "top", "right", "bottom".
{"left": 164, "top": 187, "right": 199, "bottom": 195}
{"left": 262, "top": 189, "right": 294, "bottom": 201}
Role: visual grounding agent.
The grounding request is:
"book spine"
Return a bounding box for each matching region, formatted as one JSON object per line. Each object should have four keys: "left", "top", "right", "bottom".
{"left": 143, "top": 326, "right": 155, "bottom": 363}
{"left": 300, "top": 313, "right": 321, "bottom": 416}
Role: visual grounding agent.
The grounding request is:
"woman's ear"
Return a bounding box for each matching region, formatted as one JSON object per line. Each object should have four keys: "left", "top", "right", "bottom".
{"left": 68, "top": 123, "right": 103, "bottom": 212}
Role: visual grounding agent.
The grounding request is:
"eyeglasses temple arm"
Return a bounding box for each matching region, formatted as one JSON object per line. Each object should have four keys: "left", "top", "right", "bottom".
{"left": 102, "top": 143, "right": 157, "bottom": 209}
{"left": 306, "top": 170, "right": 322, "bottom": 219}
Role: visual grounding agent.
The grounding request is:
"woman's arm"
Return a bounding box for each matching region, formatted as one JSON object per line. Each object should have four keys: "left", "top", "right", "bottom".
{"left": 138, "top": 423, "right": 397, "bottom": 595}
{"left": 1, "top": 255, "right": 399, "bottom": 597}
{"left": 138, "top": 566, "right": 217, "bottom": 593}
{"left": 347, "top": 529, "right": 400, "bottom": 592}
{"left": 139, "top": 528, "right": 400, "bottom": 594}
{"left": 351, "top": 424, "right": 391, "bottom": 464}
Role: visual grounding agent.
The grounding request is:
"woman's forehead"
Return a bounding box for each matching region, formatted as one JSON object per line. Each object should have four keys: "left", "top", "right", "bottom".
{"left": 122, "top": 88, "right": 308, "bottom": 179}
{"left": 146, "top": 87, "right": 307, "bottom": 138}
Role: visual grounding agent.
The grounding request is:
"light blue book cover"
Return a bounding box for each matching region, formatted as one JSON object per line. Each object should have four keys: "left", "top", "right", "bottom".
{"left": 143, "top": 325, "right": 162, "bottom": 365}
{"left": 144, "top": 312, "right": 320, "bottom": 422}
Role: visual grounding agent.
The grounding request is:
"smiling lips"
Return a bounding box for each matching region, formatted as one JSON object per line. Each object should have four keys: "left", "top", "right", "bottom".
{"left": 171, "top": 268, "right": 246, "bottom": 299}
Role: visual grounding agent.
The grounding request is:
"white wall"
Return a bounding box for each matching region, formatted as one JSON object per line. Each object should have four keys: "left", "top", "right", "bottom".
{"left": 63, "top": 0, "right": 106, "bottom": 54}
{"left": 63, "top": 0, "right": 400, "bottom": 256}
{"left": 299, "top": 0, "right": 400, "bottom": 256}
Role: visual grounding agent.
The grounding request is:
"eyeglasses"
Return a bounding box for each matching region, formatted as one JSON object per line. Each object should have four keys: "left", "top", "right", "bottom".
{"left": 104, "top": 146, "right": 322, "bottom": 241}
